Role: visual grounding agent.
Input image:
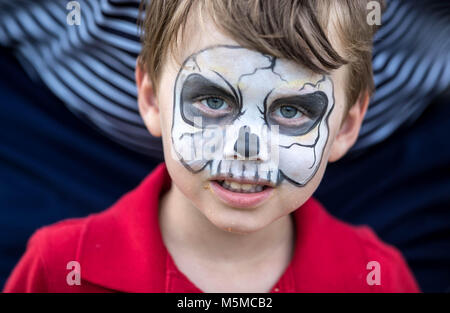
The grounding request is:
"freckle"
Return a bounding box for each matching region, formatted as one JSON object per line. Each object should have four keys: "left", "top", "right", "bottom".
{"left": 227, "top": 227, "right": 232, "bottom": 232}
{"left": 203, "top": 184, "right": 210, "bottom": 190}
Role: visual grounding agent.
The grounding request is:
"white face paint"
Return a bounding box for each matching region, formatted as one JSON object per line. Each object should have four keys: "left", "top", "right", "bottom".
{"left": 171, "top": 45, "right": 334, "bottom": 187}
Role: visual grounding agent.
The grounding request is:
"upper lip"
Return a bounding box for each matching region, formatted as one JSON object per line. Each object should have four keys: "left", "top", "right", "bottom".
{"left": 209, "top": 175, "right": 275, "bottom": 188}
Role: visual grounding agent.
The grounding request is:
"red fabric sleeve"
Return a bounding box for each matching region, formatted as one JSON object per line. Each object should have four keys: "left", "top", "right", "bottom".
{"left": 3, "top": 230, "right": 48, "bottom": 293}
{"left": 356, "top": 226, "right": 421, "bottom": 293}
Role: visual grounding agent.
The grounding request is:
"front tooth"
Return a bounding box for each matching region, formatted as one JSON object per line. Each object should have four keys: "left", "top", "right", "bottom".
{"left": 240, "top": 183, "right": 253, "bottom": 191}
{"left": 230, "top": 182, "right": 241, "bottom": 190}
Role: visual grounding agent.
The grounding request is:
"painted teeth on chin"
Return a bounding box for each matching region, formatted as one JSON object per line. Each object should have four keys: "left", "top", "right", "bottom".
{"left": 219, "top": 180, "right": 264, "bottom": 193}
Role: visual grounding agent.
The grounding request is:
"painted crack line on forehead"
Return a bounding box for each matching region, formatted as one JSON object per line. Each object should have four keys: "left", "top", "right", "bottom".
{"left": 235, "top": 54, "right": 289, "bottom": 104}
{"left": 193, "top": 45, "right": 276, "bottom": 108}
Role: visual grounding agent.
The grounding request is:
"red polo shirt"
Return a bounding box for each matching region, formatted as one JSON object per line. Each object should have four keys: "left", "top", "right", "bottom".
{"left": 3, "top": 163, "right": 420, "bottom": 293}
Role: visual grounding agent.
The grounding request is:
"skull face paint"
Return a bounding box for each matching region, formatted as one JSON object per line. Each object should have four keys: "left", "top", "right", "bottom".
{"left": 171, "top": 45, "right": 335, "bottom": 187}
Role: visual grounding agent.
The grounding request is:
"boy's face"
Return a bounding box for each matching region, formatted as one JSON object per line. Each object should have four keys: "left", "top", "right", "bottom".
{"left": 138, "top": 17, "right": 364, "bottom": 233}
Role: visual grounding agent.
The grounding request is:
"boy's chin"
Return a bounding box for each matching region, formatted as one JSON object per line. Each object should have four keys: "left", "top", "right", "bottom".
{"left": 197, "top": 200, "right": 281, "bottom": 235}
{"left": 209, "top": 218, "right": 268, "bottom": 235}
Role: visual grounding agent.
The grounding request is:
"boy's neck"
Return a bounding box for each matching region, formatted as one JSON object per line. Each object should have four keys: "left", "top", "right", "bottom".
{"left": 158, "top": 183, "right": 295, "bottom": 265}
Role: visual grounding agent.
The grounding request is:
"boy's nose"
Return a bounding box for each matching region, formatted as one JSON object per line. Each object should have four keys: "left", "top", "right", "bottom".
{"left": 233, "top": 125, "right": 260, "bottom": 159}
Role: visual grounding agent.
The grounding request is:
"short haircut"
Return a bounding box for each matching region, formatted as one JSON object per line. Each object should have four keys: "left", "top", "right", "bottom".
{"left": 139, "top": 0, "right": 385, "bottom": 108}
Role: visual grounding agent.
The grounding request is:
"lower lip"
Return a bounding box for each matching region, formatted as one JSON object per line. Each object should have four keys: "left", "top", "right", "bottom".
{"left": 209, "top": 180, "right": 274, "bottom": 209}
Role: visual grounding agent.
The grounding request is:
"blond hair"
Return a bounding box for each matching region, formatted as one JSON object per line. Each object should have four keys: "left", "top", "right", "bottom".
{"left": 139, "top": 0, "right": 384, "bottom": 107}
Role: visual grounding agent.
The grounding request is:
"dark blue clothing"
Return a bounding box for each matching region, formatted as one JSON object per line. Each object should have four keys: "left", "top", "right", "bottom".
{"left": 0, "top": 48, "right": 160, "bottom": 288}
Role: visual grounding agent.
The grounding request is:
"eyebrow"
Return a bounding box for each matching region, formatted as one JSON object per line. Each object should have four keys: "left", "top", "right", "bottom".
{"left": 181, "top": 73, "right": 238, "bottom": 103}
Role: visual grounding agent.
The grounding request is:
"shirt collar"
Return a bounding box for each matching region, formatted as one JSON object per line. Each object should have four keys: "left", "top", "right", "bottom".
{"left": 77, "top": 162, "right": 335, "bottom": 292}
{"left": 77, "top": 163, "right": 171, "bottom": 292}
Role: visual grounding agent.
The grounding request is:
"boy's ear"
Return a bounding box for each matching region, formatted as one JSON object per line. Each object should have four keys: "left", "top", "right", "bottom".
{"left": 328, "top": 91, "right": 370, "bottom": 162}
{"left": 135, "top": 58, "right": 162, "bottom": 137}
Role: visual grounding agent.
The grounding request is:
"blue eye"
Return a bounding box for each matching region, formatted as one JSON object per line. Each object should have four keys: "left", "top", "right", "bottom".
{"left": 203, "top": 97, "right": 227, "bottom": 110}
{"left": 275, "top": 105, "right": 302, "bottom": 119}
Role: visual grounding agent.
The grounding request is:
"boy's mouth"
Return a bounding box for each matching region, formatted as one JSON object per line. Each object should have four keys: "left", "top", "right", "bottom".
{"left": 208, "top": 176, "right": 275, "bottom": 209}
{"left": 210, "top": 175, "right": 275, "bottom": 193}
{"left": 215, "top": 179, "right": 269, "bottom": 193}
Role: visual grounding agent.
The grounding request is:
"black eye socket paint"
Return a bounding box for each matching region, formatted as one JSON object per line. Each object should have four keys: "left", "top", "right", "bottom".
{"left": 267, "top": 91, "right": 328, "bottom": 136}
{"left": 180, "top": 73, "right": 240, "bottom": 127}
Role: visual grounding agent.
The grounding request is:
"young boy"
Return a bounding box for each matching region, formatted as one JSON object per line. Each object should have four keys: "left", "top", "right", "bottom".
{"left": 3, "top": 0, "right": 420, "bottom": 292}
